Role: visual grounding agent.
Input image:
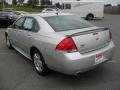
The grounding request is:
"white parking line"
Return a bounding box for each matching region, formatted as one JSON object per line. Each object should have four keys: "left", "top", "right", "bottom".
{"left": 109, "top": 60, "right": 117, "bottom": 63}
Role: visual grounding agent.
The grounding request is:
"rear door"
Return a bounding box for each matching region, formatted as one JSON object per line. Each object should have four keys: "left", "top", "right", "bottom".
{"left": 17, "top": 17, "right": 39, "bottom": 55}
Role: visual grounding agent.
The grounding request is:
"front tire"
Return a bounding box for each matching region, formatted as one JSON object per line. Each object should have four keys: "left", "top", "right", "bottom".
{"left": 6, "top": 35, "right": 13, "bottom": 49}
{"left": 32, "top": 49, "right": 49, "bottom": 76}
{"left": 86, "top": 14, "right": 94, "bottom": 20}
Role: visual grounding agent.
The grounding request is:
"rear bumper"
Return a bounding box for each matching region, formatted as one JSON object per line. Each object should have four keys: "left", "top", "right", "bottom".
{"left": 47, "top": 41, "right": 114, "bottom": 75}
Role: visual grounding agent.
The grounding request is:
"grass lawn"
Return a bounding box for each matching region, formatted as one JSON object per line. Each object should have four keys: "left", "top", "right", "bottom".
{"left": 0, "top": 3, "right": 41, "bottom": 12}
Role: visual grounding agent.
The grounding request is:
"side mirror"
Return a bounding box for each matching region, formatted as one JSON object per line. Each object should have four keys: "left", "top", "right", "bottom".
{"left": 7, "top": 24, "right": 14, "bottom": 28}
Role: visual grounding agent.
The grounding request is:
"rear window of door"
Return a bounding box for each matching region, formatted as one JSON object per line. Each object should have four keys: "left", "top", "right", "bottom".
{"left": 23, "top": 18, "right": 33, "bottom": 31}
{"left": 23, "top": 17, "right": 39, "bottom": 32}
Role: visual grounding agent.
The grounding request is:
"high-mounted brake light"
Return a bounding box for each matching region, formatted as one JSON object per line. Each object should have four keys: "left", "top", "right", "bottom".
{"left": 56, "top": 37, "right": 77, "bottom": 52}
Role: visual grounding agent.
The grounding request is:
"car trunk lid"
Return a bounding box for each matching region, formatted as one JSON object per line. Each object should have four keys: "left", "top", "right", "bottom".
{"left": 56, "top": 27, "right": 110, "bottom": 54}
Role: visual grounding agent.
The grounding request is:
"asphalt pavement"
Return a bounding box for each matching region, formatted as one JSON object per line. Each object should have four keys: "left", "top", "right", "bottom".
{"left": 0, "top": 14, "right": 120, "bottom": 90}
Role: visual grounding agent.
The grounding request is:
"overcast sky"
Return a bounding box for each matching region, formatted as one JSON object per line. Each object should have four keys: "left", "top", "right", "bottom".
{"left": 6, "top": 0, "right": 120, "bottom": 5}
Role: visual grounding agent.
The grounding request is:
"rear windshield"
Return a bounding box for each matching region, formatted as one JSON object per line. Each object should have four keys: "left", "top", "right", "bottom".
{"left": 44, "top": 15, "right": 94, "bottom": 32}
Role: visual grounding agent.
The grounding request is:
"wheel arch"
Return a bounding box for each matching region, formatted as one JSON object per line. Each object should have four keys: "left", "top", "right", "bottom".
{"left": 5, "top": 32, "right": 8, "bottom": 39}
{"left": 86, "top": 13, "right": 94, "bottom": 20}
{"left": 30, "top": 46, "right": 44, "bottom": 60}
{"left": 87, "top": 13, "right": 94, "bottom": 17}
{"left": 30, "top": 46, "right": 49, "bottom": 75}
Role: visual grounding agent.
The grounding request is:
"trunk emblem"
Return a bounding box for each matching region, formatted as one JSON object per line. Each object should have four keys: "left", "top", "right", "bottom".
{"left": 93, "top": 32, "right": 98, "bottom": 35}
{"left": 96, "top": 38, "right": 99, "bottom": 41}
{"left": 80, "top": 44, "right": 85, "bottom": 48}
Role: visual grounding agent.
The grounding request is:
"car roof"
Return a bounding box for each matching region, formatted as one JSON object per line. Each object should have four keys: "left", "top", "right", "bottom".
{"left": 28, "top": 13, "right": 73, "bottom": 18}
{"left": 0, "top": 11, "right": 12, "bottom": 14}
{"left": 15, "top": 11, "right": 28, "bottom": 13}
{"left": 44, "top": 8, "right": 55, "bottom": 9}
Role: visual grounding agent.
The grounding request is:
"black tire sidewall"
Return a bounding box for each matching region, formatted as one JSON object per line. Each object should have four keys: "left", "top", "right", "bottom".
{"left": 86, "top": 14, "right": 94, "bottom": 20}
{"left": 32, "top": 49, "right": 49, "bottom": 76}
{"left": 6, "top": 35, "right": 13, "bottom": 49}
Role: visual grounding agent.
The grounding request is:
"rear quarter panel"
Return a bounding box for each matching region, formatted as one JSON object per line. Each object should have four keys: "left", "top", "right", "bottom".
{"left": 30, "top": 31, "right": 66, "bottom": 68}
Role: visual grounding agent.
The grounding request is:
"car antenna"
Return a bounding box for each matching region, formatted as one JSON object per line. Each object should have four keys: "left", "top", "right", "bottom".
{"left": 56, "top": 12, "right": 58, "bottom": 15}
{"left": 56, "top": 8, "right": 59, "bottom": 15}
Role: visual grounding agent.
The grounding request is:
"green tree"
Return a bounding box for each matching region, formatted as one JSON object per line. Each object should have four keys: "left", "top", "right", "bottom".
{"left": 41, "top": 0, "right": 52, "bottom": 5}
{"left": 18, "top": 0, "right": 24, "bottom": 4}
{"left": 12, "top": 0, "right": 17, "bottom": 5}
{"left": 27, "top": 0, "right": 39, "bottom": 6}
{"left": 33, "top": 0, "right": 39, "bottom": 5}
{"left": 55, "top": 2, "right": 61, "bottom": 9}
{"left": 27, "top": 0, "right": 32, "bottom": 6}
{"left": 1, "top": 0, "right": 8, "bottom": 4}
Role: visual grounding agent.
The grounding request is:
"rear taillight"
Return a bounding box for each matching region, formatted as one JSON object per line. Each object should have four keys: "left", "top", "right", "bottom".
{"left": 109, "top": 31, "right": 112, "bottom": 40}
{"left": 56, "top": 37, "right": 77, "bottom": 52}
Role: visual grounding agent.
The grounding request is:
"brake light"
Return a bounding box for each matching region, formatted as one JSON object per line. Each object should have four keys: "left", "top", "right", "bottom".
{"left": 56, "top": 37, "right": 77, "bottom": 52}
{"left": 109, "top": 31, "right": 112, "bottom": 40}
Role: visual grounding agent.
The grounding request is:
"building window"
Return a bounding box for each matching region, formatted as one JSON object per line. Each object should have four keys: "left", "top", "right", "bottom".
{"left": 65, "top": 4, "right": 71, "bottom": 9}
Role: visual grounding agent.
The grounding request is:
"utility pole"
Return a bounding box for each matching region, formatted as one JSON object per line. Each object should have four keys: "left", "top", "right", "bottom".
{"left": 2, "top": 0, "right": 4, "bottom": 11}
{"left": 39, "top": 0, "right": 41, "bottom": 6}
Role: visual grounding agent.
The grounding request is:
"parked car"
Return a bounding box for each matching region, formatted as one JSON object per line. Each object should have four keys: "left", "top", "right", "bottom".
{"left": 5, "top": 13, "right": 114, "bottom": 76}
{"left": 0, "top": 12, "right": 18, "bottom": 28}
{"left": 13, "top": 11, "right": 29, "bottom": 16}
{"left": 3, "top": 8, "right": 16, "bottom": 12}
{"left": 42, "top": 8, "right": 59, "bottom": 13}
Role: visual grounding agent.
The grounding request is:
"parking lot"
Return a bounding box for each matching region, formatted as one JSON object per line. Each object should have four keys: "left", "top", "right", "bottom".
{"left": 0, "top": 14, "right": 120, "bottom": 90}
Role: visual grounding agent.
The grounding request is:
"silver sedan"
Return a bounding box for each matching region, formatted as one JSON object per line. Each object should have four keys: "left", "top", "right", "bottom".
{"left": 5, "top": 13, "right": 114, "bottom": 76}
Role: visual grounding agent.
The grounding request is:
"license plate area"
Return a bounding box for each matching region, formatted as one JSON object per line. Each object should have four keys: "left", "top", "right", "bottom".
{"left": 95, "top": 53, "right": 105, "bottom": 65}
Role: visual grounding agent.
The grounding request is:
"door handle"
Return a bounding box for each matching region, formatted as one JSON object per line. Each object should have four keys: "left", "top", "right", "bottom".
{"left": 18, "top": 30, "right": 23, "bottom": 32}
{"left": 27, "top": 34, "right": 32, "bottom": 37}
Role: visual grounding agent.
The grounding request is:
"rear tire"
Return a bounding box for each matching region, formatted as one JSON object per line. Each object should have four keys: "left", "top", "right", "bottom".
{"left": 6, "top": 35, "right": 13, "bottom": 49}
{"left": 32, "top": 49, "right": 49, "bottom": 76}
{"left": 86, "top": 14, "right": 94, "bottom": 20}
